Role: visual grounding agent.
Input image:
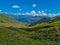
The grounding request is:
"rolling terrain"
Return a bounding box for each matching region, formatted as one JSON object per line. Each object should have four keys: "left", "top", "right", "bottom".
{"left": 0, "top": 14, "right": 60, "bottom": 45}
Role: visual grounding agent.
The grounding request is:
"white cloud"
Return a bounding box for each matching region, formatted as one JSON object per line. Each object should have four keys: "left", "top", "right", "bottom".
{"left": 21, "top": 10, "right": 47, "bottom": 16}
{"left": 32, "top": 4, "right": 36, "bottom": 8}
{"left": 25, "top": 12, "right": 30, "bottom": 15}
{"left": 41, "top": 11, "right": 45, "bottom": 13}
{"left": 0, "top": 10, "right": 2, "bottom": 12}
{"left": 57, "top": 13, "right": 60, "bottom": 15}
{"left": 38, "top": 11, "right": 41, "bottom": 14}
{"left": 41, "top": 11, "right": 47, "bottom": 15}
{"left": 23, "top": 11, "right": 36, "bottom": 16}
{"left": 42, "top": 12, "right": 47, "bottom": 15}
{"left": 31, "top": 10, "right": 36, "bottom": 14}
{"left": 1, "top": 9, "right": 59, "bottom": 17}
{"left": 12, "top": 5, "right": 20, "bottom": 8}
{"left": 48, "top": 13, "right": 57, "bottom": 17}
{"left": 30, "top": 10, "right": 36, "bottom": 16}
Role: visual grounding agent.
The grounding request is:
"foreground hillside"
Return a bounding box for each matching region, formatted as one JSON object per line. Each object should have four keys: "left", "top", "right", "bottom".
{"left": 0, "top": 14, "right": 27, "bottom": 28}
{"left": 0, "top": 14, "right": 60, "bottom": 45}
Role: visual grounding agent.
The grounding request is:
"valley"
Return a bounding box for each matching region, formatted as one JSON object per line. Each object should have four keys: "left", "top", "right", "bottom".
{"left": 0, "top": 14, "right": 60, "bottom": 45}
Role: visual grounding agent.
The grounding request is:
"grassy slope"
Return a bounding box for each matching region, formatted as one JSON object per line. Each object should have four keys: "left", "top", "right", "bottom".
{"left": 21, "top": 16, "right": 60, "bottom": 45}
{"left": 0, "top": 14, "right": 60, "bottom": 45}
{"left": 0, "top": 14, "right": 47, "bottom": 45}
{"left": 0, "top": 14, "right": 27, "bottom": 28}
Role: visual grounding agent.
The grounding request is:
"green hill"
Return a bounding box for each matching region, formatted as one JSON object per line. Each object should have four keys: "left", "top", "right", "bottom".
{"left": 0, "top": 14, "right": 27, "bottom": 28}
{"left": 0, "top": 14, "right": 60, "bottom": 45}
{"left": 21, "top": 16, "right": 60, "bottom": 45}
{"left": 0, "top": 14, "right": 48, "bottom": 45}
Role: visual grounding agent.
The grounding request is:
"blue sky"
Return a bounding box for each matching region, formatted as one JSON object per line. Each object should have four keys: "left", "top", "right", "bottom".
{"left": 0, "top": 0, "right": 60, "bottom": 16}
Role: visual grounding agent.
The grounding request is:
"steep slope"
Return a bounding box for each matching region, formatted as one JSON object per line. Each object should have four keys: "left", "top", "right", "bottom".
{"left": 0, "top": 14, "right": 27, "bottom": 28}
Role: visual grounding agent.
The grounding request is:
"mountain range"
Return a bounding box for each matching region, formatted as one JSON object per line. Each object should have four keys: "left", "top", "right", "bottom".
{"left": 0, "top": 14, "right": 60, "bottom": 45}
{"left": 4, "top": 14, "right": 53, "bottom": 25}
